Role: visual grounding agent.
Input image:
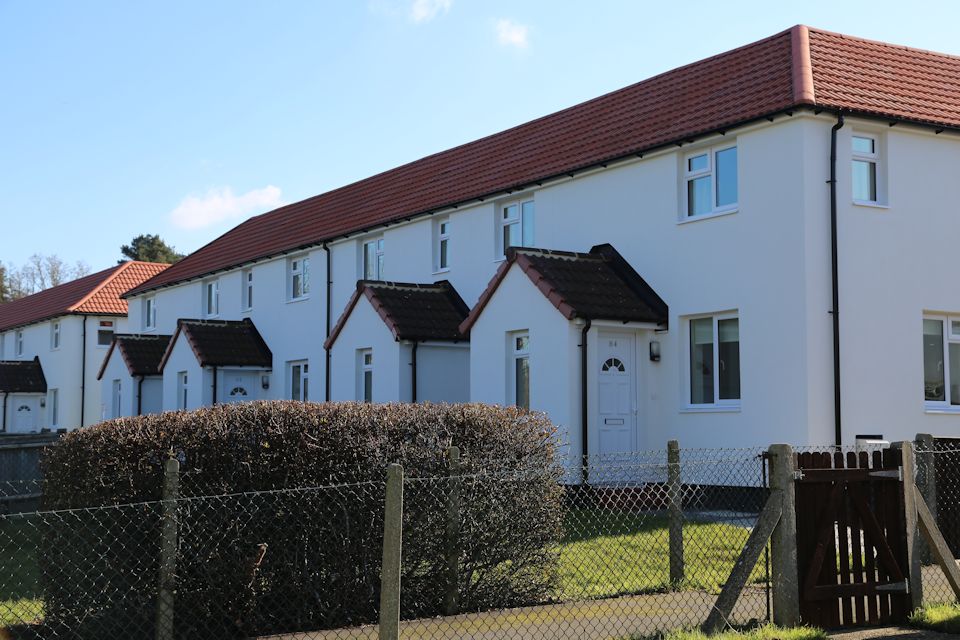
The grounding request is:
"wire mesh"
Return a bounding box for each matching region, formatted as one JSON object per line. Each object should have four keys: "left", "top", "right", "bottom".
{"left": 0, "top": 447, "right": 776, "bottom": 639}
{"left": 914, "top": 436, "right": 960, "bottom": 607}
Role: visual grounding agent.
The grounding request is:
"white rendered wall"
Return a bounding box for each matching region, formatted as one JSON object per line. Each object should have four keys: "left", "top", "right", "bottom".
{"left": 416, "top": 344, "right": 470, "bottom": 403}
{"left": 328, "top": 298, "right": 404, "bottom": 402}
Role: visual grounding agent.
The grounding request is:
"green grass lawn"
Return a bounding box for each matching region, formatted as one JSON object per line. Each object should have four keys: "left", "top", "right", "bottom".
{"left": 909, "top": 603, "right": 960, "bottom": 634}
{"left": 650, "top": 624, "right": 825, "bottom": 640}
{"left": 558, "top": 510, "right": 765, "bottom": 600}
{"left": 0, "top": 517, "right": 42, "bottom": 628}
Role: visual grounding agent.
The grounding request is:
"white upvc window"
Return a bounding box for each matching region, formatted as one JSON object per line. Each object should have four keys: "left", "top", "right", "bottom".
{"left": 97, "top": 320, "right": 114, "bottom": 347}
{"left": 498, "top": 199, "right": 535, "bottom": 258}
{"left": 509, "top": 332, "right": 530, "bottom": 410}
{"left": 359, "top": 349, "right": 373, "bottom": 403}
{"left": 51, "top": 322, "right": 60, "bottom": 350}
{"left": 242, "top": 269, "right": 254, "bottom": 310}
{"left": 363, "top": 238, "right": 385, "bottom": 280}
{"left": 289, "top": 256, "right": 310, "bottom": 300}
{"left": 686, "top": 313, "right": 740, "bottom": 408}
{"left": 852, "top": 133, "right": 879, "bottom": 204}
{"left": 434, "top": 218, "right": 451, "bottom": 272}
{"left": 290, "top": 361, "right": 309, "bottom": 401}
{"left": 683, "top": 144, "right": 738, "bottom": 218}
{"left": 203, "top": 279, "right": 220, "bottom": 317}
{"left": 178, "top": 372, "right": 188, "bottom": 410}
{"left": 15, "top": 331, "right": 23, "bottom": 357}
{"left": 49, "top": 389, "right": 58, "bottom": 426}
{"left": 922, "top": 315, "right": 960, "bottom": 409}
{"left": 144, "top": 297, "right": 157, "bottom": 330}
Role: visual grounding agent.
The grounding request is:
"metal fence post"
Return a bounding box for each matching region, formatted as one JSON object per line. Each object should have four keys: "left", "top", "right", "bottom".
{"left": 768, "top": 443, "right": 800, "bottom": 627}
{"left": 379, "top": 463, "right": 404, "bottom": 640}
{"left": 156, "top": 456, "right": 180, "bottom": 640}
{"left": 893, "top": 440, "right": 923, "bottom": 609}
{"left": 667, "top": 440, "right": 684, "bottom": 588}
{"left": 444, "top": 446, "right": 461, "bottom": 615}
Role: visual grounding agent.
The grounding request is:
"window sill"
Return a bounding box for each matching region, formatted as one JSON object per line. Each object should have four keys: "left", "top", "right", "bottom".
{"left": 676, "top": 208, "right": 739, "bottom": 225}
{"left": 432, "top": 268, "right": 451, "bottom": 276}
{"left": 852, "top": 200, "right": 890, "bottom": 210}
{"left": 924, "top": 405, "right": 960, "bottom": 415}
{"left": 680, "top": 404, "right": 741, "bottom": 414}
{"left": 286, "top": 296, "right": 310, "bottom": 304}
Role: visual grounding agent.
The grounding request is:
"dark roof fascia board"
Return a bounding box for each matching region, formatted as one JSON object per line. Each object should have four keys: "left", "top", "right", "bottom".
{"left": 590, "top": 244, "right": 669, "bottom": 327}
{"left": 125, "top": 106, "right": 814, "bottom": 298}
{"left": 96, "top": 339, "right": 119, "bottom": 381}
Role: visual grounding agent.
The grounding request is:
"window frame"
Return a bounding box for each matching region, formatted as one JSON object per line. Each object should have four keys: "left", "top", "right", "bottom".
{"left": 434, "top": 218, "right": 451, "bottom": 273}
{"left": 362, "top": 238, "right": 385, "bottom": 280}
{"left": 509, "top": 332, "right": 531, "bottom": 410}
{"left": 97, "top": 320, "right": 114, "bottom": 347}
{"left": 923, "top": 314, "right": 960, "bottom": 411}
{"left": 49, "top": 388, "right": 58, "bottom": 426}
{"left": 288, "top": 256, "right": 310, "bottom": 301}
{"left": 358, "top": 349, "right": 373, "bottom": 402}
{"left": 681, "top": 143, "right": 739, "bottom": 220}
{"left": 144, "top": 297, "right": 157, "bottom": 330}
{"left": 203, "top": 279, "right": 220, "bottom": 318}
{"left": 242, "top": 269, "right": 254, "bottom": 311}
{"left": 684, "top": 311, "right": 741, "bottom": 410}
{"left": 15, "top": 330, "right": 23, "bottom": 357}
{"left": 178, "top": 372, "right": 188, "bottom": 410}
{"left": 497, "top": 198, "right": 535, "bottom": 259}
{"left": 851, "top": 132, "right": 881, "bottom": 205}
{"left": 289, "top": 360, "right": 309, "bottom": 401}
{"left": 51, "top": 322, "right": 61, "bottom": 351}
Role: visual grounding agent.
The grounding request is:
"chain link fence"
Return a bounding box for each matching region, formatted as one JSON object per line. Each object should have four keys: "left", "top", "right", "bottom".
{"left": 0, "top": 443, "right": 788, "bottom": 638}
{"left": 914, "top": 435, "right": 960, "bottom": 607}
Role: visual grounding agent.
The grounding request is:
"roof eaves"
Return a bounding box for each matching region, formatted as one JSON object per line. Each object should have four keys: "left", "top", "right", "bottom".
{"left": 68, "top": 263, "right": 126, "bottom": 313}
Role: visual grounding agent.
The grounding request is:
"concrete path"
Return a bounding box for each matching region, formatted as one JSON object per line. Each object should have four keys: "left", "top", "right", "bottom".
{"left": 830, "top": 627, "right": 957, "bottom": 640}
{"left": 258, "top": 586, "right": 767, "bottom": 640}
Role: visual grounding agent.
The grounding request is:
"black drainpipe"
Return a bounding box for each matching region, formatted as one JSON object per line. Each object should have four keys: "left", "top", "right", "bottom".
{"left": 323, "top": 243, "right": 332, "bottom": 402}
{"left": 80, "top": 316, "right": 87, "bottom": 427}
{"left": 579, "top": 319, "right": 592, "bottom": 483}
{"left": 2, "top": 392, "right": 7, "bottom": 433}
{"left": 410, "top": 341, "right": 419, "bottom": 403}
{"left": 211, "top": 366, "right": 218, "bottom": 405}
{"left": 829, "top": 111, "right": 845, "bottom": 447}
{"left": 136, "top": 376, "right": 144, "bottom": 416}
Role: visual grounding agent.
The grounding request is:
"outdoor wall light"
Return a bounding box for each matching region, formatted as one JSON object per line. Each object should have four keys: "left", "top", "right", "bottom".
{"left": 261, "top": 375, "right": 271, "bottom": 390}
{"left": 649, "top": 340, "right": 661, "bottom": 362}
{"left": 39, "top": 398, "right": 46, "bottom": 408}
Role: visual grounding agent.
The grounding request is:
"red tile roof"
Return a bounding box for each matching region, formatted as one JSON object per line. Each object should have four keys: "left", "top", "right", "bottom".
{"left": 0, "top": 262, "right": 170, "bottom": 333}
{"left": 459, "top": 244, "right": 668, "bottom": 334}
{"left": 325, "top": 280, "right": 470, "bottom": 349}
{"left": 127, "top": 26, "right": 960, "bottom": 296}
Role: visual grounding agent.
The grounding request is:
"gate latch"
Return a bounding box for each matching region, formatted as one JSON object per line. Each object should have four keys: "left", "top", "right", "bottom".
{"left": 793, "top": 470, "right": 805, "bottom": 481}
{"left": 876, "top": 580, "right": 909, "bottom": 593}
{"left": 868, "top": 467, "right": 903, "bottom": 481}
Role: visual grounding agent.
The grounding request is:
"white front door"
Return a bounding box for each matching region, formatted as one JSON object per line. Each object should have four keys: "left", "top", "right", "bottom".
{"left": 112, "top": 380, "right": 122, "bottom": 418}
{"left": 596, "top": 332, "right": 637, "bottom": 456}
{"left": 12, "top": 397, "right": 40, "bottom": 432}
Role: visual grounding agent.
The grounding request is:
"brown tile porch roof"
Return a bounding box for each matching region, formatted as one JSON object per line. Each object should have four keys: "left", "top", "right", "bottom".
{"left": 0, "top": 261, "right": 170, "bottom": 333}
{"left": 325, "top": 280, "right": 470, "bottom": 349}
{"left": 97, "top": 334, "right": 173, "bottom": 380}
{"left": 0, "top": 357, "right": 47, "bottom": 393}
{"left": 159, "top": 318, "right": 272, "bottom": 371}
{"left": 459, "top": 244, "right": 668, "bottom": 334}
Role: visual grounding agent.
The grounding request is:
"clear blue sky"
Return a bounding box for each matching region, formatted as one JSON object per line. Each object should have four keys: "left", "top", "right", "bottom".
{"left": 2, "top": 0, "right": 959, "bottom": 270}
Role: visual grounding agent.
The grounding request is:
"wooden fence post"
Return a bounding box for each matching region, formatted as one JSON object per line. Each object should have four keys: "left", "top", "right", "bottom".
{"left": 379, "top": 464, "right": 404, "bottom": 640}
{"left": 667, "top": 440, "right": 684, "bottom": 588}
{"left": 768, "top": 443, "right": 800, "bottom": 627}
{"left": 155, "top": 456, "right": 180, "bottom": 640}
{"left": 443, "top": 446, "right": 462, "bottom": 615}
{"left": 893, "top": 440, "right": 923, "bottom": 609}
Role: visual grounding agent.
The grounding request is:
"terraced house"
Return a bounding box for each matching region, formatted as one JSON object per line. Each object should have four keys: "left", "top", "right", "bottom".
{"left": 106, "top": 26, "right": 960, "bottom": 462}
{"left": 0, "top": 261, "right": 168, "bottom": 432}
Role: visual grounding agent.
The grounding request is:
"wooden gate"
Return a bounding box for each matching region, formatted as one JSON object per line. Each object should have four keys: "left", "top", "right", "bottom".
{"left": 795, "top": 449, "right": 911, "bottom": 628}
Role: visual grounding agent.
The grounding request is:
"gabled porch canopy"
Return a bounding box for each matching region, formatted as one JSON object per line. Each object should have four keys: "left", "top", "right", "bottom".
{"left": 97, "top": 334, "right": 172, "bottom": 380}
{"left": 0, "top": 357, "right": 47, "bottom": 394}
{"left": 159, "top": 318, "right": 272, "bottom": 371}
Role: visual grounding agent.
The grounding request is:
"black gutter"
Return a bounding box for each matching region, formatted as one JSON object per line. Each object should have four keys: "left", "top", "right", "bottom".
{"left": 211, "top": 365, "right": 218, "bottom": 405}
{"left": 136, "top": 376, "right": 144, "bottom": 416}
{"left": 579, "top": 319, "right": 592, "bottom": 484}
{"left": 80, "top": 316, "right": 87, "bottom": 427}
{"left": 324, "top": 243, "right": 332, "bottom": 402}
{"left": 411, "top": 341, "right": 419, "bottom": 403}
{"left": 829, "top": 111, "right": 845, "bottom": 446}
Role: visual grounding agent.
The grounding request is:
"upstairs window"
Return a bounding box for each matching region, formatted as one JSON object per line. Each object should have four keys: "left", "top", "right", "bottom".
{"left": 97, "top": 320, "right": 114, "bottom": 346}
{"left": 684, "top": 145, "right": 738, "bottom": 218}
{"left": 242, "top": 269, "right": 253, "bottom": 310}
{"left": 688, "top": 313, "right": 740, "bottom": 407}
{"left": 852, "top": 134, "right": 878, "bottom": 203}
{"left": 359, "top": 349, "right": 373, "bottom": 402}
{"left": 499, "top": 199, "right": 534, "bottom": 257}
{"left": 510, "top": 332, "right": 530, "bottom": 410}
{"left": 923, "top": 316, "right": 960, "bottom": 408}
{"left": 289, "top": 257, "right": 310, "bottom": 300}
{"left": 290, "top": 361, "right": 309, "bottom": 401}
{"left": 15, "top": 331, "right": 23, "bottom": 357}
{"left": 203, "top": 280, "right": 220, "bottom": 317}
{"left": 144, "top": 297, "right": 157, "bottom": 330}
{"left": 51, "top": 322, "right": 60, "bottom": 350}
{"left": 434, "top": 218, "right": 451, "bottom": 272}
{"left": 363, "top": 239, "right": 385, "bottom": 280}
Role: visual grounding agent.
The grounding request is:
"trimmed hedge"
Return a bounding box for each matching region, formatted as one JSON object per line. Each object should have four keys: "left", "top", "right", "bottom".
{"left": 40, "top": 401, "right": 563, "bottom": 638}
